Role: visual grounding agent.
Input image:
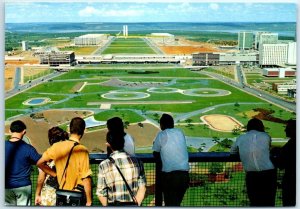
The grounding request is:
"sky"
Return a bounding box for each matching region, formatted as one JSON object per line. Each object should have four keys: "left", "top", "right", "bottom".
{"left": 5, "top": 1, "right": 297, "bottom": 23}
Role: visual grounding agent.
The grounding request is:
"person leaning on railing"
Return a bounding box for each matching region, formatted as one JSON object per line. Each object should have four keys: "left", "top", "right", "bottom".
{"left": 152, "top": 113, "right": 190, "bottom": 206}
{"left": 230, "top": 118, "right": 277, "bottom": 206}
{"left": 37, "top": 117, "right": 93, "bottom": 206}
{"left": 96, "top": 131, "right": 146, "bottom": 206}
{"left": 35, "top": 127, "right": 69, "bottom": 206}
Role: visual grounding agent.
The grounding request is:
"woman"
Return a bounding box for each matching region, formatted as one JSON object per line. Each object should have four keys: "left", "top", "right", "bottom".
{"left": 35, "top": 127, "right": 68, "bottom": 206}
{"left": 230, "top": 118, "right": 276, "bottom": 206}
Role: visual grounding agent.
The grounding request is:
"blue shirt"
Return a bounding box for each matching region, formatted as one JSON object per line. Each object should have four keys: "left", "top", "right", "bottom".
{"left": 152, "top": 128, "right": 189, "bottom": 172}
{"left": 5, "top": 140, "right": 41, "bottom": 188}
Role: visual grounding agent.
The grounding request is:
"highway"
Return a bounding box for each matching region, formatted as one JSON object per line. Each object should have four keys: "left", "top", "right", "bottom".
{"left": 5, "top": 70, "right": 67, "bottom": 99}
{"left": 200, "top": 67, "right": 296, "bottom": 112}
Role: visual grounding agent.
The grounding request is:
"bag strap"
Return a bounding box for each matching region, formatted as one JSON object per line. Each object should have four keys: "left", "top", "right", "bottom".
{"left": 109, "top": 157, "right": 138, "bottom": 205}
{"left": 59, "top": 141, "right": 79, "bottom": 189}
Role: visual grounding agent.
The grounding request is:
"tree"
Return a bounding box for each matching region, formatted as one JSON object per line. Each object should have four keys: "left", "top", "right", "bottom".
{"left": 209, "top": 162, "right": 224, "bottom": 175}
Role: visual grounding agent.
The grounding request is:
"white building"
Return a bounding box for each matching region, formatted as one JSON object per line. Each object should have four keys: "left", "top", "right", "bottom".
{"left": 150, "top": 33, "right": 175, "bottom": 44}
{"left": 273, "top": 79, "right": 297, "bottom": 94}
{"left": 287, "top": 42, "right": 296, "bottom": 65}
{"left": 22, "top": 41, "right": 28, "bottom": 51}
{"left": 74, "top": 34, "right": 108, "bottom": 46}
{"left": 123, "top": 25, "right": 128, "bottom": 37}
{"left": 262, "top": 68, "right": 296, "bottom": 78}
{"left": 219, "top": 52, "right": 258, "bottom": 65}
{"left": 259, "top": 44, "right": 288, "bottom": 66}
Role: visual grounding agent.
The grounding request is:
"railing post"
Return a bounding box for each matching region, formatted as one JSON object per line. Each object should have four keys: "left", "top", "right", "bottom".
{"left": 155, "top": 157, "right": 163, "bottom": 206}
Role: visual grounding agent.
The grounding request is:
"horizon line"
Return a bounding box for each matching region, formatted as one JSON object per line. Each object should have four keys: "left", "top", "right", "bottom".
{"left": 6, "top": 21, "right": 297, "bottom": 24}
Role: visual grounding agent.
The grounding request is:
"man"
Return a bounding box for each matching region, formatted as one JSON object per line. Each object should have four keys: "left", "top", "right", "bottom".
{"left": 106, "top": 117, "right": 135, "bottom": 156}
{"left": 37, "top": 117, "right": 92, "bottom": 206}
{"left": 152, "top": 113, "right": 190, "bottom": 206}
{"left": 230, "top": 118, "right": 276, "bottom": 206}
{"left": 5, "top": 120, "right": 41, "bottom": 206}
{"left": 96, "top": 131, "right": 146, "bottom": 206}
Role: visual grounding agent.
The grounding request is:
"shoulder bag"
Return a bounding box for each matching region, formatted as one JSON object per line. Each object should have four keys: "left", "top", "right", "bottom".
{"left": 108, "top": 157, "right": 139, "bottom": 206}
{"left": 56, "top": 142, "right": 86, "bottom": 206}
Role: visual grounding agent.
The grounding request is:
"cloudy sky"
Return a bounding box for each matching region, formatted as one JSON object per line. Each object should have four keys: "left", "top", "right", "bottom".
{"left": 5, "top": 1, "right": 297, "bottom": 23}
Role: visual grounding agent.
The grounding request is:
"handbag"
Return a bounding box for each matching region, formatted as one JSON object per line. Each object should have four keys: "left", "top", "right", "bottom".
{"left": 108, "top": 157, "right": 138, "bottom": 206}
{"left": 56, "top": 142, "right": 86, "bottom": 206}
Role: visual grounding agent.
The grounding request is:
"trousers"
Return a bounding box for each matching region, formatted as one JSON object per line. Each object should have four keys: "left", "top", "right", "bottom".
{"left": 5, "top": 185, "right": 32, "bottom": 206}
{"left": 246, "top": 169, "right": 277, "bottom": 206}
{"left": 161, "top": 170, "right": 189, "bottom": 206}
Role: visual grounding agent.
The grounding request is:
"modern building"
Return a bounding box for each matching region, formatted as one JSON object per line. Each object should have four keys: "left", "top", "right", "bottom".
{"left": 238, "top": 31, "right": 254, "bottom": 50}
{"left": 262, "top": 68, "right": 296, "bottom": 77}
{"left": 272, "top": 79, "right": 296, "bottom": 94}
{"left": 39, "top": 51, "right": 75, "bottom": 66}
{"left": 21, "top": 41, "right": 28, "bottom": 51}
{"left": 150, "top": 33, "right": 175, "bottom": 44}
{"left": 192, "top": 52, "right": 258, "bottom": 66}
{"left": 259, "top": 44, "right": 288, "bottom": 66}
{"left": 255, "top": 32, "right": 278, "bottom": 49}
{"left": 219, "top": 52, "right": 258, "bottom": 65}
{"left": 74, "top": 34, "right": 108, "bottom": 46}
{"left": 123, "top": 25, "right": 128, "bottom": 37}
{"left": 287, "top": 42, "right": 297, "bottom": 65}
{"left": 192, "top": 52, "right": 220, "bottom": 66}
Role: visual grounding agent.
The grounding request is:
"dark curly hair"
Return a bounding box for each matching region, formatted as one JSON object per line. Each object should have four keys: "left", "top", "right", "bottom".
{"left": 48, "top": 126, "right": 69, "bottom": 146}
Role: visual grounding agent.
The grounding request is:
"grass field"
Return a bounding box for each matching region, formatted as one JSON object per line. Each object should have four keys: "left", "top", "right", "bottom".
{"left": 101, "top": 37, "right": 156, "bottom": 54}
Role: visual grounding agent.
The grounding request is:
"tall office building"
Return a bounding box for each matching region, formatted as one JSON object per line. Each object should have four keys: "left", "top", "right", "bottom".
{"left": 238, "top": 31, "right": 253, "bottom": 50}
{"left": 259, "top": 44, "right": 288, "bottom": 66}
{"left": 123, "top": 25, "right": 128, "bottom": 37}
{"left": 287, "top": 42, "right": 296, "bottom": 65}
{"left": 255, "top": 32, "right": 278, "bottom": 49}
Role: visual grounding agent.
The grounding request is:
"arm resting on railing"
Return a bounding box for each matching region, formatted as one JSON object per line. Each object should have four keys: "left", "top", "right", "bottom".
{"left": 136, "top": 184, "right": 146, "bottom": 206}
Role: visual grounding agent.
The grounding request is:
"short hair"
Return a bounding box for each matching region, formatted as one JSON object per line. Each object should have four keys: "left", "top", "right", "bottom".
{"left": 106, "top": 131, "right": 125, "bottom": 151}
{"left": 285, "top": 119, "right": 296, "bottom": 139}
{"left": 247, "top": 118, "right": 265, "bottom": 132}
{"left": 107, "top": 117, "right": 124, "bottom": 133}
{"left": 10, "top": 120, "right": 26, "bottom": 133}
{"left": 48, "top": 126, "right": 69, "bottom": 146}
{"left": 160, "top": 113, "right": 174, "bottom": 130}
{"left": 70, "top": 117, "right": 86, "bottom": 136}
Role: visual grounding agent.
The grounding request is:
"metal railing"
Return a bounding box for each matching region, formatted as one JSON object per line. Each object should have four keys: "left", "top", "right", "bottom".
{"left": 31, "top": 152, "right": 284, "bottom": 206}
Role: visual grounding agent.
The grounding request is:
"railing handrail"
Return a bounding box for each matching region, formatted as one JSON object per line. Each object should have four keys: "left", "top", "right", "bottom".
{"left": 89, "top": 152, "right": 241, "bottom": 164}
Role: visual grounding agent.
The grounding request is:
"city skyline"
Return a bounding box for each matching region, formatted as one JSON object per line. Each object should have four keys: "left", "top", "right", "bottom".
{"left": 5, "top": 1, "right": 297, "bottom": 23}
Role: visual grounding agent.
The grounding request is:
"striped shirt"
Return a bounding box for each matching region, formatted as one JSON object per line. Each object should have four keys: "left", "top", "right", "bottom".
{"left": 96, "top": 150, "right": 146, "bottom": 203}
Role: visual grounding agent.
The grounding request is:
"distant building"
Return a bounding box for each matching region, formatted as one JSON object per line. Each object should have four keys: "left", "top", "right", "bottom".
{"left": 287, "top": 42, "right": 296, "bottom": 65}
{"left": 263, "top": 68, "right": 296, "bottom": 77}
{"left": 150, "top": 33, "right": 175, "bottom": 44}
{"left": 21, "top": 41, "right": 28, "bottom": 51}
{"left": 192, "top": 52, "right": 220, "bottom": 66}
{"left": 259, "top": 44, "right": 288, "bottom": 66}
{"left": 255, "top": 32, "right": 278, "bottom": 49}
{"left": 39, "top": 51, "right": 75, "bottom": 66}
{"left": 238, "top": 31, "right": 254, "bottom": 50}
{"left": 219, "top": 52, "right": 258, "bottom": 65}
{"left": 74, "top": 34, "right": 108, "bottom": 46}
{"left": 272, "top": 79, "right": 296, "bottom": 94}
{"left": 123, "top": 25, "right": 128, "bottom": 37}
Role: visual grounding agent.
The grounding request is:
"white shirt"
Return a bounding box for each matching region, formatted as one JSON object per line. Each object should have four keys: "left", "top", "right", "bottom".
{"left": 152, "top": 128, "right": 189, "bottom": 172}
{"left": 124, "top": 133, "right": 135, "bottom": 156}
{"left": 230, "top": 130, "right": 274, "bottom": 172}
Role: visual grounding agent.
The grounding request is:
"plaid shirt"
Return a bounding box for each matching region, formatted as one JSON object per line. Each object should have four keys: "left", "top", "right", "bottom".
{"left": 96, "top": 150, "right": 146, "bottom": 203}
